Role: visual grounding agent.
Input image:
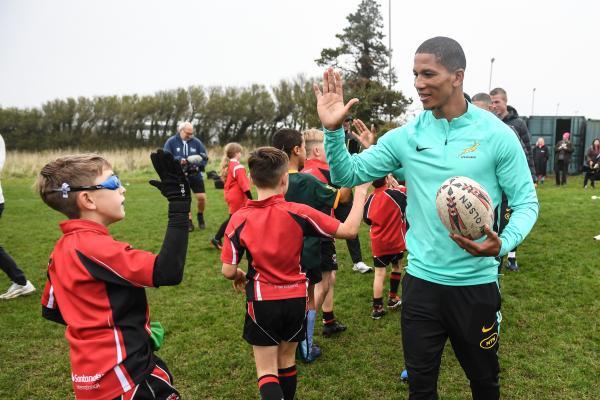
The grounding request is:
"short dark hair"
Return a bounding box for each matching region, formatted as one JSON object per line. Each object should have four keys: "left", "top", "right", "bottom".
{"left": 415, "top": 36, "right": 466, "bottom": 72}
{"left": 248, "top": 147, "right": 289, "bottom": 189}
{"left": 37, "top": 154, "right": 112, "bottom": 219}
{"left": 490, "top": 87, "right": 507, "bottom": 101}
{"left": 472, "top": 92, "right": 492, "bottom": 104}
{"left": 272, "top": 128, "right": 303, "bottom": 157}
{"left": 372, "top": 177, "right": 387, "bottom": 188}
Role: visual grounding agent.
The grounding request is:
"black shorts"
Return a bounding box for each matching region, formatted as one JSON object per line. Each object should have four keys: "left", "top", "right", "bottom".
{"left": 373, "top": 252, "right": 404, "bottom": 268}
{"left": 243, "top": 298, "right": 307, "bottom": 346}
{"left": 188, "top": 175, "right": 205, "bottom": 194}
{"left": 320, "top": 240, "right": 338, "bottom": 272}
{"left": 113, "top": 356, "right": 179, "bottom": 400}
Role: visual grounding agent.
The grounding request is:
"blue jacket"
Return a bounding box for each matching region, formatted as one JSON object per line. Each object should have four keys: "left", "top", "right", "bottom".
{"left": 163, "top": 134, "right": 208, "bottom": 169}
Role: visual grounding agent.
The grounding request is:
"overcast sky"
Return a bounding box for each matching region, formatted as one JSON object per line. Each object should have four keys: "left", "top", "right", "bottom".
{"left": 1, "top": 0, "right": 599, "bottom": 119}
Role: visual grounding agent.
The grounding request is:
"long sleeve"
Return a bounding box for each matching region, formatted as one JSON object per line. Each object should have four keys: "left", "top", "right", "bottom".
{"left": 495, "top": 130, "right": 540, "bottom": 256}
{"left": 324, "top": 127, "right": 404, "bottom": 188}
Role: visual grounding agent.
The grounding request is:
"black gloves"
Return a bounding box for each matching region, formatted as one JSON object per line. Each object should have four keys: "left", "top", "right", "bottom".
{"left": 149, "top": 150, "right": 191, "bottom": 204}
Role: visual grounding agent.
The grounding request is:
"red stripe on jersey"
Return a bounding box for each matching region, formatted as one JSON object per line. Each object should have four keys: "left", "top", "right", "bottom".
{"left": 247, "top": 301, "right": 256, "bottom": 321}
{"left": 152, "top": 364, "right": 172, "bottom": 384}
{"left": 302, "top": 159, "right": 330, "bottom": 184}
{"left": 366, "top": 187, "right": 407, "bottom": 256}
{"left": 224, "top": 159, "right": 251, "bottom": 214}
{"left": 221, "top": 195, "right": 340, "bottom": 301}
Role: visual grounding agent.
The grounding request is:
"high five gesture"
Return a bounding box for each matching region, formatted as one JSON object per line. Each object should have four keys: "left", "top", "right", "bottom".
{"left": 313, "top": 68, "right": 359, "bottom": 131}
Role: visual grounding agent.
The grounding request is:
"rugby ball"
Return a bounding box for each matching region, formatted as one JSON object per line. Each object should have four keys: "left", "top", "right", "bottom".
{"left": 186, "top": 154, "right": 205, "bottom": 165}
{"left": 435, "top": 176, "right": 494, "bottom": 240}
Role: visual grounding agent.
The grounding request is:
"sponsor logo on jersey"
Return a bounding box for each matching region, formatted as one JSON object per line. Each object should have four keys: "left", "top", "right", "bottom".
{"left": 459, "top": 141, "right": 480, "bottom": 158}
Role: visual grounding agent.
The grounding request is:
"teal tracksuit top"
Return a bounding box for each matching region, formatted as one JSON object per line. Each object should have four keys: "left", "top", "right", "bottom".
{"left": 325, "top": 103, "right": 539, "bottom": 286}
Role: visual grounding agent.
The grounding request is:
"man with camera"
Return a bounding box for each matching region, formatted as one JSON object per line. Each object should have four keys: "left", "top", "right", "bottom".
{"left": 164, "top": 121, "right": 209, "bottom": 231}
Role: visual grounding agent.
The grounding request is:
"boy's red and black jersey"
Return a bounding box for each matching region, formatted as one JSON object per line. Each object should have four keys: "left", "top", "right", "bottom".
{"left": 40, "top": 219, "right": 159, "bottom": 400}
{"left": 364, "top": 187, "right": 408, "bottom": 257}
{"left": 221, "top": 194, "right": 340, "bottom": 301}
{"left": 224, "top": 159, "right": 251, "bottom": 214}
{"left": 302, "top": 158, "right": 333, "bottom": 187}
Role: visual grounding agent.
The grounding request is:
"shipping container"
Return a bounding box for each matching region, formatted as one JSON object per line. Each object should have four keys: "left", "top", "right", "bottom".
{"left": 526, "top": 116, "right": 586, "bottom": 174}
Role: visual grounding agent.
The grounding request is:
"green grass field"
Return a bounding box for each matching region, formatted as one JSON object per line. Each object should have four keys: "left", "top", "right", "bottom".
{"left": 0, "top": 172, "right": 598, "bottom": 399}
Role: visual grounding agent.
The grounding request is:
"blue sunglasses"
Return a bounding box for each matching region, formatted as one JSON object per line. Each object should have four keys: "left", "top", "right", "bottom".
{"left": 52, "top": 175, "right": 122, "bottom": 198}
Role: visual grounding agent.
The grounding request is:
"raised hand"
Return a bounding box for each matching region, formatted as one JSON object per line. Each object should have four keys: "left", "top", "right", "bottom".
{"left": 149, "top": 149, "right": 191, "bottom": 203}
{"left": 351, "top": 118, "right": 377, "bottom": 149}
{"left": 313, "top": 67, "right": 359, "bottom": 131}
{"left": 450, "top": 225, "right": 502, "bottom": 257}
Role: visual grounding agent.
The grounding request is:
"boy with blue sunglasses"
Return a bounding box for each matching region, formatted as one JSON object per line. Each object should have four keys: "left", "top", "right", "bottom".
{"left": 37, "top": 151, "right": 189, "bottom": 400}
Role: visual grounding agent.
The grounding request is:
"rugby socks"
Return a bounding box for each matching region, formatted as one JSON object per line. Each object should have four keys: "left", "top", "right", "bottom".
{"left": 307, "top": 309, "right": 317, "bottom": 350}
{"left": 372, "top": 297, "right": 383, "bottom": 307}
{"left": 278, "top": 365, "right": 297, "bottom": 400}
{"left": 196, "top": 212, "right": 205, "bottom": 227}
{"left": 258, "top": 375, "right": 284, "bottom": 400}
{"left": 389, "top": 271, "right": 402, "bottom": 298}
{"left": 322, "top": 311, "right": 335, "bottom": 325}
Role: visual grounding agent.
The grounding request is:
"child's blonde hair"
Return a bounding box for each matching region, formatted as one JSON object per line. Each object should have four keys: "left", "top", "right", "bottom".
{"left": 303, "top": 128, "right": 324, "bottom": 156}
{"left": 36, "top": 154, "right": 112, "bottom": 219}
{"left": 220, "top": 142, "right": 243, "bottom": 181}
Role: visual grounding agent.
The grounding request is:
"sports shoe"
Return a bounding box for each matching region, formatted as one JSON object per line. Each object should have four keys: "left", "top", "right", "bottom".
{"left": 400, "top": 369, "right": 408, "bottom": 382}
{"left": 198, "top": 221, "right": 206, "bottom": 230}
{"left": 352, "top": 261, "right": 373, "bottom": 274}
{"left": 371, "top": 305, "right": 386, "bottom": 320}
{"left": 387, "top": 295, "right": 402, "bottom": 309}
{"left": 297, "top": 341, "right": 322, "bottom": 363}
{"left": 507, "top": 261, "right": 519, "bottom": 272}
{"left": 310, "top": 343, "right": 322, "bottom": 359}
{"left": 322, "top": 320, "right": 347, "bottom": 337}
{"left": 188, "top": 219, "right": 195, "bottom": 232}
{"left": 210, "top": 237, "right": 223, "bottom": 250}
{"left": 0, "top": 281, "right": 36, "bottom": 300}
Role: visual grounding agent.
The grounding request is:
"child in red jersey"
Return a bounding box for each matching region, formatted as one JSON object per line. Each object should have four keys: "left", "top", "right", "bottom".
{"left": 363, "top": 175, "right": 408, "bottom": 319}
{"left": 211, "top": 142, "right": 252, "bottom": 250}
{"left": 37, "top": 151, "right": 189, "bottom": 400}
{"left": 221, "top": 147, "right": 369, "bottom": 400}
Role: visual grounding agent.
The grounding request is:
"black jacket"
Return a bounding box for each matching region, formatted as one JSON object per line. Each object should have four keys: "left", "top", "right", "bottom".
{"left": 502, "top": 106, "right": 535, "bottom": 179}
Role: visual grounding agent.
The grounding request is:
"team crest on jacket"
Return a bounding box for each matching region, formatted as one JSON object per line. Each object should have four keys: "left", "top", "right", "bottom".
{"left": 459, "top": 141, "right": 480, "bottom": 158}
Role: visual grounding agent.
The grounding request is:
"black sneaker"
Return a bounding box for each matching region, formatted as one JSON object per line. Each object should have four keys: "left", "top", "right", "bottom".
{"left": 322, "top": 320, "right": 347, "bottom": 337}
{"left": 371, "top": 305, "right": 386, "bottom": 320}
{"left": 507, "top": 261, "right": 519, "bottom": 272}
{"left": 188, "top": 219, "right": 195, "bottom": 232}
{"left": 210, "top": 238, "right": 223, "bottom": 250}
{"left": 387, "top": 296, "right": 402, "bottom": 309}
{"left": 198, "top": 221, "right": 206, "bottom": 230}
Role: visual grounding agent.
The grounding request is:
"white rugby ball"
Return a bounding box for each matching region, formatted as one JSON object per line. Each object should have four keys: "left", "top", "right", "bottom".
{"left": 186, "top": 154, "right": 204, "bottom": 165}
{"left": 435, "top": 176, "right": 494, "bottom": 240}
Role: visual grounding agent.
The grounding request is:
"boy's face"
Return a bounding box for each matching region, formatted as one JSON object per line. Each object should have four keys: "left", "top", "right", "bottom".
{"left": 296, "top": 138, "right": 307, "bottom": 169}
{"left": 87, "top": 168, "right": 126, "bottom": 225}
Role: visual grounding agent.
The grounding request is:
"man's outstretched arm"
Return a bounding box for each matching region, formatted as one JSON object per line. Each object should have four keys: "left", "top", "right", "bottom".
{"left": 314, "top": 68, "right": 403, "bottom": 187}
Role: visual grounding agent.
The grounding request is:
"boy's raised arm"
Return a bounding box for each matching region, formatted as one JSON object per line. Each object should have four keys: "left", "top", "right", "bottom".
{"left": 149, "top": 150, "right": 192, "bottom": 286}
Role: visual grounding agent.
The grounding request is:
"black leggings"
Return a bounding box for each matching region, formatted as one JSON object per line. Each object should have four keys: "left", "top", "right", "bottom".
{"left": 0, "top": 204, "right": 27, "bottom": 286}
{"left": 215, "top": 215, "right": 231, "bottom": 241}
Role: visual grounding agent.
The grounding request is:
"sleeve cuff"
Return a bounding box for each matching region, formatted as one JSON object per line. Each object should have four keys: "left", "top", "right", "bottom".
{"left": 323, "top": 126, "right": 345, "bottom": 135}
{"left": 498, "top": 238, "right": 509, "bottom": 257}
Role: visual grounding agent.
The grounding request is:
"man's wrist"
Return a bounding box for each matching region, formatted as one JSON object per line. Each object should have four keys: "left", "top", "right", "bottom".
{"left": 323, "top": 126, "right": 344, "bottom": 134}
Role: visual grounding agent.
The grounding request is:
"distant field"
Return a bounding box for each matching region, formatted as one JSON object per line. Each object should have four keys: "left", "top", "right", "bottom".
{"left": 0, "top": 170, "right": 598, "bottom": 399}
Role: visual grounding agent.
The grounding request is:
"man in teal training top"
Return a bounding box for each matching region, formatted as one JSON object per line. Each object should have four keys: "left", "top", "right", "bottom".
{"left": 313, "top": 36, "right": 539, "bottom": 399}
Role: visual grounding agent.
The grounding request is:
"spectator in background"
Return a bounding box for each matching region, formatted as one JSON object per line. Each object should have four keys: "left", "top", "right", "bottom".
{"left": 583, "top": 138, "right": 600, "bottom": 189}
{"left": 163, "top": 121, "right": 209, "bottom": 231}
{"left": 533, "top": 137, "right": 550, "bottom": 184}
{"left": 554, "top": 132, "right": 574, "bottom": 186}
{"left": 0, "top": 134, "right": 36, "bottom": 300}
{"left": 490, "top": 88, "right": 536, "bottom": 182}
